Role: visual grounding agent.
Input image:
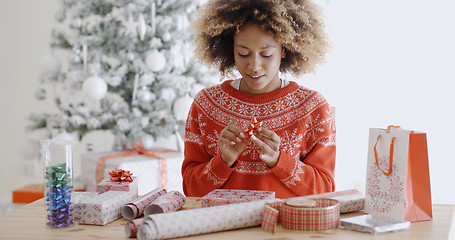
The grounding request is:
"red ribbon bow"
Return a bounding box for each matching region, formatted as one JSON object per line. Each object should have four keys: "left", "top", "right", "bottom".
{"left": 109, "top": 168, "right": 133, "bottom": 182}
{"left": 243, "top": 117, "right": 263, "bottom": 140}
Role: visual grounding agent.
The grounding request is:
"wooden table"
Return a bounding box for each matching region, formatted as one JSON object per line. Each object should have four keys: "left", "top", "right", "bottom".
{"left": 0, "top": 197, "right": 453, "bottom": 240}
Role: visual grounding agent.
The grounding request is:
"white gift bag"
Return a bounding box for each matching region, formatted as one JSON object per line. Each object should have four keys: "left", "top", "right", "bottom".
{"left": 364, "top": 126, "right": 432, "bottom": 222}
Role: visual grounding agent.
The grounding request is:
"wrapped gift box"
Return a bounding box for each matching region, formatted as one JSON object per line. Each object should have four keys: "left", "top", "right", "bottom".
{"left": 80, "top": 151, "right": 184, "bottom": 195}
{"left": 75, "top": 191, "right": 134, "bottom": 225}
{"left": 96, "top": 176, "right": 138, "bottom": 198}
{"left": 340, "top": 214, "right": 410, "bottom": 234}
{"left": 297, "top": 189, "right": 365, "bottom": 213}
{"left": 72, "top": 192, "right": 98, "bottom": 204}
{"left": 202, "top": 189, "right": 275, "bottom": 207}
{"left": 12, "top": 184, "right": 44, "bottom": 203}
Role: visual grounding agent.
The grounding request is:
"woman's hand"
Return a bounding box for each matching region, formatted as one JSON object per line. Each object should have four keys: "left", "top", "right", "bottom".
{"left": 218, "top": 125, "right": 248, "bottom": 167}
{"left": 250, "top": 127, "right": 281, "bottom": 168}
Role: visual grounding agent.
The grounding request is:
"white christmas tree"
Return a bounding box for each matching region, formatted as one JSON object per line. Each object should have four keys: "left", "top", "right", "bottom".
{"left": 27, "top": 0, "right": 217, "bottom": 150}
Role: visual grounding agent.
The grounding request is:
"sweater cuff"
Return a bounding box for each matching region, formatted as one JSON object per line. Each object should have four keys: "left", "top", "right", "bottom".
{"left": 270, "top": 150, "right": 297, "bottom": 181}
{"left": 209, "top": 154, "right": 236, "bottom": 181}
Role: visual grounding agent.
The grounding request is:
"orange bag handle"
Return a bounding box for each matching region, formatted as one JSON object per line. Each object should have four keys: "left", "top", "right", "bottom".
{"left": 387, "top": 125, "right": 401, "bottom": 132}
{"left": 373, "top": 135, "right": 396, "bottom": 176}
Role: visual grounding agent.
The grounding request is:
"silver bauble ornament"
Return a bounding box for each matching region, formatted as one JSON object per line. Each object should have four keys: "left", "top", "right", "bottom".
{"left": 145, "top": 50, "right": 166, "bottom": 72}
{"left": 137, "top": 89, "right": 153, "bottom": 103}
{"left": 162, "top": 32, "right": 171, "bottom": 42}
{"left": 34, "top": 87, "right": 46, "bottom": 100}
{"left": 72, "top": 18, "right": 82, "bottom": 29}
{"left": 82, "top": 76, "right": 108, "bottom": 100}
{"left": 173, "top": 95, "right": 193, "bottom": 121}
{"left": 140, "top": 134, "right": 155, "bottom": 150}
{"left": 68, "top": 53, "right": 81, "bottom": 64}
{"left": 126, "top": 52, "right": 135, "bottom": 61}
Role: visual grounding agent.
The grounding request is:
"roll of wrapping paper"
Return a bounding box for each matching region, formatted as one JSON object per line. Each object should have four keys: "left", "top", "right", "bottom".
{"left": 144, "top": 191, "right": 186, "bottom": 215}
{"left": 125, "top": 218, "right": 143, "bottom": 238}
{"left": 137, "top": 199, "right": 275, "bottom": 240}
{"left": 121, "top": 187, "right": 167, "bottom": 220}
{"left": 262, "top": 198, "right": 340, "bottom": 233}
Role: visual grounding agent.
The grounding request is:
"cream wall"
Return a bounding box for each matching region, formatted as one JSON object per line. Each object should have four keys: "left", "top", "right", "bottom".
{"left": 0, "top": 0, "right": 115, "bottom": 201}
{"left": 1, "top": 0, "right": 454, "bottom": 204}
{"left": 0, "top": 0, "right": 59, "bottom": 200}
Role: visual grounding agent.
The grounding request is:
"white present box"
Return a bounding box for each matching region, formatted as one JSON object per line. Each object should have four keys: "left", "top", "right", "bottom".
{"left": 80, "top": 151, "right": 184, "bottom": 195}
{"left": 75, "top": 191, "right": 134, "bottom": 225}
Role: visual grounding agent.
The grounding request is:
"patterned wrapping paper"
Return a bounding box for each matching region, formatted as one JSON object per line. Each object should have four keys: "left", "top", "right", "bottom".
{"left": 137, "top": 199, "right": 275, "bottom": 240}
{"left": 329, "top": 192, "right": 364, "bottom": 213}
{"left": 72, "top": 192, "right": 99, "bottom": 204}
{"left": 201, "top": 189, "right": 275, "bottom": 207}
{"left": 290, "top": 189, "right": 364, "bottom": 213}
{"left": 262, "top": 205, "right": 280, "bottom": 233}
{"left": 72, "top": 192, "right": 98, "bottom": 221}
{"left": 80, "top": 151, "right": 184, "bottom": 195}
{"left": 75, "top": 191, "right": 134, "bottom": 225}
{"left": 121, "top": 187, "right": 167, "bottom": 220}
{"left": 125, "top": 218, "right": 144, "bottom": 238}
{"left": 96, "top": 176, "right": 138, "bottom": 198}
{"left": 144, "top": 191, "right": 186, "bottom": 215}
{"left": 262, "top": 198, "right": 340, "bottom": 233}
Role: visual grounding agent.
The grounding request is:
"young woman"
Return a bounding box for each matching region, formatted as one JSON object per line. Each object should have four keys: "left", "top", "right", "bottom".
{"left": 182, "top": 0, "right": 335, "bottom": 198}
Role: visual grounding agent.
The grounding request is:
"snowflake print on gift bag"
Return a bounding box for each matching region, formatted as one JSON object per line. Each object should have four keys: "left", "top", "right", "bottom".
{"left": 364, "top": 126, "right": 432, "bottom": 222}
{"left": 366, "top": 154, "right": 404, "bottom": 214}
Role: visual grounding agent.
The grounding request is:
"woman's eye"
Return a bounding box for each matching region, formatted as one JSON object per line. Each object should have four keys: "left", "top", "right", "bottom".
{"left": 262, "top": 52, "right": 273, "bottom": 57}
{"left": 237, "top": 52, "right": 272, "bottom": 57}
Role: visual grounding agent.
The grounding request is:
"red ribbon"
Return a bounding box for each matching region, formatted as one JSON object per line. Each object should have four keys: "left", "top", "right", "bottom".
{"left": 109, "top": 168, "right": 133, "bottom": 182}
{"left": 243, "top": 117, "right": 263, "bottom": 140}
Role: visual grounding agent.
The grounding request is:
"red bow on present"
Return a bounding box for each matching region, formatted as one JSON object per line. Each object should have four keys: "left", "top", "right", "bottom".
{"left": 109, "top": 168, "right": 133, "bottom": 182}
{"left": 243, "top": 117, "right": 263, "bottom": 140}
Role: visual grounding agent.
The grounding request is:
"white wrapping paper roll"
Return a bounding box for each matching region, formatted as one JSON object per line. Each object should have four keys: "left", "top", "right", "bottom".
{"left": 125, "top": 218, "right": 144, "bottom": 238}
{"left": 144, "top": 191, "right": 185, "bottom": 215}
{"left": 121, "top": 187, "right": 167, "bottom": 220}
{"left": 137, "top": 199, "right": 273, "bottom": 240}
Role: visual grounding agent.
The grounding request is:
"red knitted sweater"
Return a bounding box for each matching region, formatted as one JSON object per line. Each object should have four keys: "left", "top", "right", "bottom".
{"left": 181, "top": 80, "right": 336, "bottom": 198}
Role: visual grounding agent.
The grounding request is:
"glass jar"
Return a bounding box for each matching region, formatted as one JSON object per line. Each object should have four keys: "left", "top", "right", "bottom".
{"left": 42, "top": 139, "right": 74, "bottom": 228}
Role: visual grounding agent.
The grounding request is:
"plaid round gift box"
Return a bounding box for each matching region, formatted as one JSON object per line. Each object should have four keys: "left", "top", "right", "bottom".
{"left": 281, "top": 198, "right": 340, "bottom": 231}
{"left": 262, "top": 198, "right": 340, "bottom": 233}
